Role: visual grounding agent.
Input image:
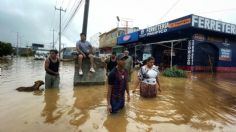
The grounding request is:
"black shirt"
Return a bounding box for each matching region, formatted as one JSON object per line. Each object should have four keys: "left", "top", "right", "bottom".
{"left": 47, "top": 58, "right": 59, "bottom": 76}
{"left": 107, "top": 58, "right": 117, "bottom": 72}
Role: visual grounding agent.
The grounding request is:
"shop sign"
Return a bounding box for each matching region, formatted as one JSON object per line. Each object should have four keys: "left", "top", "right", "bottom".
{"left": 192, "top": 15, "right": 236, "bottom": 35}
{"left": 139, "top": 22, "right": 168, "bottom": 38}
{"left": 123, "top": 35, "right": 131, "bottom": 41}
{"left": 187, "top": 40, "right": 195, "bottom": 65}
{"left": 193, "top": 34, "right": 205, "bottom": 41}
{"left": 117, "top": 32, "right": 139, "bottom": 45}
{"left": 219, "top": 48, "right": 231, "bottom": 61}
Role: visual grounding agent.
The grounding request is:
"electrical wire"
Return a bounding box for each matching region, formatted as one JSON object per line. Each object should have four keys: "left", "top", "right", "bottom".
{"left": 62, "top": 0, "right": 80, "bottom": 28}
{"left": 63, "top": 0, "right": 83, "bottom": 32}
{"left": 160, "top": 0, "right": 181, "bottom": 21}
{"left": 54, "top": 0, "right": 82, "bottom": 46}
{"left": 51, "top": 0, "right": 58, "bottom": 30}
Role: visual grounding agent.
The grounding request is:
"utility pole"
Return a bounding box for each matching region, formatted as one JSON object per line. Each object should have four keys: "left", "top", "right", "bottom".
{"left": 55, "top": 7, "right": 66, "bottom": 58}
{"left": 116, "top": 16, "right": 120, "bottom": 28}
{"left": 16, "top": 32, "right": 19, "bottom": 57}
{"left": 82, "top": 0, "right": 90, "bottom": 35}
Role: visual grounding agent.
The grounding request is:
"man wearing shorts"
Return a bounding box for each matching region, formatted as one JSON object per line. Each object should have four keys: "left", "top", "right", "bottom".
{"left": 76, "top": 33, "right": 95, "bottom": 75}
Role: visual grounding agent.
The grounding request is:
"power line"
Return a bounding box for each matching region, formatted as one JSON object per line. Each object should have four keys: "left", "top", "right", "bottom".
{"left": 160, "top": 0, "right": 181, "bottom": 21}
{"left": 54, "top": 0, "right": 80, "bottom": 45}
{"left": 62, "top": 0, "right": 79, "bottom": 27}
{"left": 51, "top": 0, "right": 58, "bottom": 29}
{"left": 63, "top": 0, "right": 83, "bottom": 32}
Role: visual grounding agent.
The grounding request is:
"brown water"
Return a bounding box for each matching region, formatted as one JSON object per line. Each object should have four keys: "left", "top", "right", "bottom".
{"left": 0, "top": 57, "right": 236, "bottom": 132}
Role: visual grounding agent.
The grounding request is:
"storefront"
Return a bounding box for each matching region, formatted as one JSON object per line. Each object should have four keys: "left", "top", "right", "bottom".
{"left": 117, "top": 14, "right": 236, "bottom": 72}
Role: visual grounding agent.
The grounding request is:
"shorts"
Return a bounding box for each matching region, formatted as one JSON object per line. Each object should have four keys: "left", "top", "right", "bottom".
{"left": 79, "top": 52, "right": 91, "bottom": 58}
{"left": 110, "top": 98, "right": 124, "bottom": 113}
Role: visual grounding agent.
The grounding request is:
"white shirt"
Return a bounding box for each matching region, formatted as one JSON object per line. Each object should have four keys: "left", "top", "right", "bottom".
{"left": 138, "top": 65, "right": 160, "bottom": 85}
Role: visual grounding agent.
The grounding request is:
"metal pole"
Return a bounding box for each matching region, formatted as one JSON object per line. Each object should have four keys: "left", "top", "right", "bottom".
{"left": 55, "top": 7, "right": 66, "bottom": 58}
{"left": 170, "top": 42, "right": 173, "bottom": 69}
{"left": 59, "top": 9, "right": 61, "bottom": 58}
{"left": 82, "top": 0, "right": 90, "bottom": 35}
{"left": 125, "top": 21, "right": 128, "bottom": 34}
{"left": 16, "top": 32, "right": 19, "bottom": 57}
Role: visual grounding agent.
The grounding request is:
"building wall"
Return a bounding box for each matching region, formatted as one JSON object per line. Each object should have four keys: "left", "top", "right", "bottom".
{"left": 192, "top": 35, "right": 236, "bottom": 72}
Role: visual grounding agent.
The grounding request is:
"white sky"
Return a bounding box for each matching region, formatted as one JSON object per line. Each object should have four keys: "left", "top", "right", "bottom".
{"left": 0, "top": 0, "right": 236, "bottom": 48}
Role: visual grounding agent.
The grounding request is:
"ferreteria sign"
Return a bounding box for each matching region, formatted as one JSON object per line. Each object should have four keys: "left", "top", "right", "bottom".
{"left": 192, "top": 15, "right": 236, "bottom": 35}
{"left": 139, "top": 15, "right": 192, "bottom": 38}
{"left": 138, "top": 14, "right": 236, "bottom": 38}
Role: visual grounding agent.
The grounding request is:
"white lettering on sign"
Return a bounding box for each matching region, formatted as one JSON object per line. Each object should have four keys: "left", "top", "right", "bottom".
{"left": 186, "top": 40, "right": 195, "bottom": 65}
{"left": 198, "top": 17, "right": 204, "bottom": 28}
{"left": 146, "top": 22, "right": 168, "bottom": 36}
{"left": 219, "top": 48, "right": 231, "bottom": 61}
{"left": 191, "top": 40, "right": 195, "bottom": 65}
{"left": 231, "top": 24, "right": 236, "bottom": 34}
{"left": 192, "top": 15, "right": 236, "bottom": 35}
{"left": 187, "top": 40, "right": 193, "bottom": 66}
{"left": 204, "top": 18, "right": 210, "bottom": 29}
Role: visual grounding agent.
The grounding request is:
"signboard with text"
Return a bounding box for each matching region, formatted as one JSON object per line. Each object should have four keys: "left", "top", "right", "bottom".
{"left": 192, "top": 15, "right": 236, "bottom": 35}
{"left": 117, "top": 31, "right": 139, "bottom": 45}
{"left": 219, "top": 48, "right": 232, "bottom": 61}
{"left": 138, "top": 14, "right": 236, "bottom": 38}
{"left": 139, "top": 15, "right": 192, "bottom": 38}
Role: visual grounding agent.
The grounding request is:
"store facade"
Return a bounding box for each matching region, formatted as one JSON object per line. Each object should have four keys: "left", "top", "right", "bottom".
{"left": 117, "top": 14, "right": 236, "bottom": 72}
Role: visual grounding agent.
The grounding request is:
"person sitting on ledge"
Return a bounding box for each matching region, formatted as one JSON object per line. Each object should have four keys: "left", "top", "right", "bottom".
{"left": 76, "top": 33, "right": 95, "bottom": 75}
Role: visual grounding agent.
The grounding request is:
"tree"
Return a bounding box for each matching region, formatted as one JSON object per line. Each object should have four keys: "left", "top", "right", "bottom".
{"left": 0, "top": 41, "right": 13, "bottom": 57}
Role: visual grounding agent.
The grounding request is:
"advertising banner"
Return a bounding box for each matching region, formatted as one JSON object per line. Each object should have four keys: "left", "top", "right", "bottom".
{"left": 117, "top": 31, "right": 139, "bottom": 45}
{"left": 219, "top": 48, "right": 232, "bottom": 61}
{"left": 139, "top": 15, "right": 192, "bottom": 38}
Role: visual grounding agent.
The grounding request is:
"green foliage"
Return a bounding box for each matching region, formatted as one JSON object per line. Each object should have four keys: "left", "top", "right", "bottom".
{"left": 0, "top": 41, "right": 13, "bottom": 57}
{"left": 163, "top": 66, "right": 187, "bottom": 78}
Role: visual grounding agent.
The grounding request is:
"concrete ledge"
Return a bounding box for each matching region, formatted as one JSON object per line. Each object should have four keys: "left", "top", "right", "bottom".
{"left": 74, "top": 57, "right": 106, "bottom": 85}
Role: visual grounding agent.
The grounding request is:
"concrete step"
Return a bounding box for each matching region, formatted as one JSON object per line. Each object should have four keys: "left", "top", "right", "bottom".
{"left": 74, "top": 57, "right": 106, "bottom": 85}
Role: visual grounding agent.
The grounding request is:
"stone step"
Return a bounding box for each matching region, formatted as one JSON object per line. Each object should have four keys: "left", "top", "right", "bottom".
{"left": 74, "top": 57, "right": 106, "bottom": 85}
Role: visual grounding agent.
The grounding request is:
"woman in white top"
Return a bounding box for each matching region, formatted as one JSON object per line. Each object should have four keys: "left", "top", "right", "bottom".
{"left": 135, "top": 57, "right": 161, "bottom": 98}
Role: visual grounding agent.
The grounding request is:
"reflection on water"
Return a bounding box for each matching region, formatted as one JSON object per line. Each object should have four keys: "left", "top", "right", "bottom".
{"left": 41, "top": 89, "right": 61, "bottom": 123}
{"left": 103, "top": 110, "right": 128, "bottom": 132}
{"left": 68, "top": 86, "right": 104, "bottom": 127}
{"left": 0, "top": 57, "right": 236, "bottom": 132}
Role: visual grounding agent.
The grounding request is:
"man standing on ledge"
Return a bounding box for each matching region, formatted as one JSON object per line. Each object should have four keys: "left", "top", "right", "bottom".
{"left": 107, "top": 53, "right": 130, "bottom": 113}
{"left": 44, "top": 50, "right": 60, "bottom": 88}
{"left": 76, "top": 33, "right": 95, "bottom": 75}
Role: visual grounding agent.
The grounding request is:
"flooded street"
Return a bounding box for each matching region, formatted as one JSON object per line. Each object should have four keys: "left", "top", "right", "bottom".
{"left": 1, "top": 57, "right": 236, "bottom": 132}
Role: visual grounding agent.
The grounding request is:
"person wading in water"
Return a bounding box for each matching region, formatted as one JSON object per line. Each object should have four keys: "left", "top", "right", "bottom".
{"left": 44, "top": 50, "right": 60, "bottom": 88}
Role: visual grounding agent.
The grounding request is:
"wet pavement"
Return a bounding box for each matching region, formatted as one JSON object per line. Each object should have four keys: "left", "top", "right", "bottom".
{"left": 0, "top": 57, "right": 236, "bottom": 132}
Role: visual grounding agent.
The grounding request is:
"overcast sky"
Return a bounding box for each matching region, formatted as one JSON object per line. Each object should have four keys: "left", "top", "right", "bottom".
{"left": 0, "top": 0, "right": 235, "bottom": 48}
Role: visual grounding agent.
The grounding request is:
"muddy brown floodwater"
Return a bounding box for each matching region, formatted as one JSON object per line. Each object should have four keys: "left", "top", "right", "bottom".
{"left": 0, "top": 57, "right": 236, "bottom": 132}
